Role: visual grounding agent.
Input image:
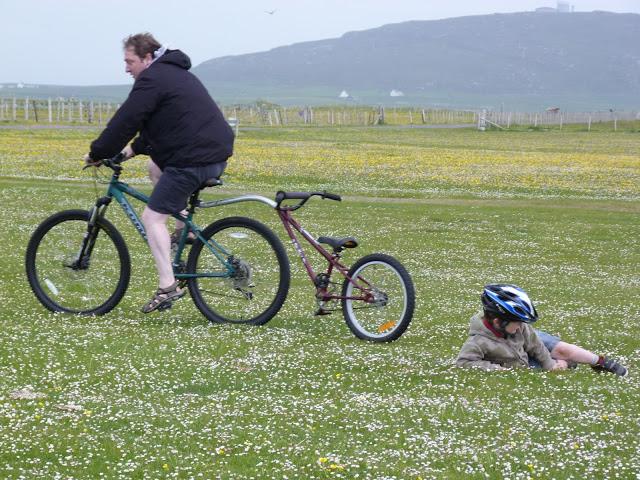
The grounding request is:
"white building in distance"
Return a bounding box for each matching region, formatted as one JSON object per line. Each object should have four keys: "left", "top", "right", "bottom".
{"left": 536, "top": 1, "right": 573, "bottom": 12}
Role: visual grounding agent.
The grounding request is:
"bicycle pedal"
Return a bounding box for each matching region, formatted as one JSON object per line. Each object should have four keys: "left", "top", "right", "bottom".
{"left": 314, "top": 307, "right": 333, "bottom": 316}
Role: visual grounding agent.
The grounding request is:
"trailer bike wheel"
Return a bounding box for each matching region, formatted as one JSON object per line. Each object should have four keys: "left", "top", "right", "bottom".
{"left": 342, "top": 253, "right": 415, "bottom": 342}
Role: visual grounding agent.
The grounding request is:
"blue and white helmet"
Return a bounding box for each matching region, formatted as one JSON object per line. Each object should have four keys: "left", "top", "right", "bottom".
{"left": 481, "top": 284, "right": 538, "bottom": 323}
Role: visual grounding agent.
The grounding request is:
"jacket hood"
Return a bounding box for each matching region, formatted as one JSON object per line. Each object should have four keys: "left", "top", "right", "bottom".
{"left": 469, "top": 311, "right": 499, "bottom": 339}
{"left": 155, "top": 49, "right": 191, "bottom": 70}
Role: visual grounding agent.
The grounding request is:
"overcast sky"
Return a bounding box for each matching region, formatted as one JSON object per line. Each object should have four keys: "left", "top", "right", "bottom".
{"left": 4, "top": 0, "right": 639, "bottom": 85}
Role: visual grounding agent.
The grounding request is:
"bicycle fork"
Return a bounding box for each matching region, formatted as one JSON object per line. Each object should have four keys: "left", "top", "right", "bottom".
{"left": 66, "top": 197, "right": 112, "bottom": 271}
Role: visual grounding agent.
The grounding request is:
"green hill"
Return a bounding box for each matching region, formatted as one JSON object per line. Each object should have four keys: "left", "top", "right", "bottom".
{"left": 193, "top": 11, "right": 640, "bottom": 109}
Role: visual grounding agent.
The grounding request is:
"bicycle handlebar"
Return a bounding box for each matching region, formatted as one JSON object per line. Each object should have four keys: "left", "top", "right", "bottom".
{"left": 100, "top": 152, "right": 127, "bottom": 169}
{"left": 322, "top": 192, "right": 342, "bottom": 201}
{"left": 275, "top": 190, "right": 342, "bottom": 210}
{"left": 84, "top": 152, "right": 127, "bottom": 172}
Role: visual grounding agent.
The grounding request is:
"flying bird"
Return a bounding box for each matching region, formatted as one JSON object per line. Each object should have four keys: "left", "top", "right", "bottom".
{"left": 265, "top": 9, "right": 276, "bottom": 15}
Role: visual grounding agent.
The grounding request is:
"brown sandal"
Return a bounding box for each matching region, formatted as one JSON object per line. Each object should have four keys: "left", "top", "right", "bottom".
{"left": 141, "top": 281, "right": 186, "bottom": 313}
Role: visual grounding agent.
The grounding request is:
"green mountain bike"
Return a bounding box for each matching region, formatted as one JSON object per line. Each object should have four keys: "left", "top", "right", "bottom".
{"left": 25, "top": 153, "right": 291, "bottom": 325}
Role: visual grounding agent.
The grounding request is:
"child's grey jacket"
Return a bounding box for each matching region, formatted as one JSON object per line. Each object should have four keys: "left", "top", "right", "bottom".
{"left": 456, "top": 312, "right": 555, "bottom": 371}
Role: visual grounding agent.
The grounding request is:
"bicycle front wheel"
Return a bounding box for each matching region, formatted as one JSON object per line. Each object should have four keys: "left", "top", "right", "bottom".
{"left": 342, "top": 253, "right": 415, "bottom": 342}
{"left": 187, "top": 216, "right": 290, "bottom": 325}
{"left": 25, "top": 209, "right": 131, "bottom": 315}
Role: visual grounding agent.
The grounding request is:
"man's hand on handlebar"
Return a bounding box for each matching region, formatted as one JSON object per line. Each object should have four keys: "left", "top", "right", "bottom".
{"left": 83, "top": 153, "right": 101, "bottom": 167}
{"left": 83, "top": 146, "right": 133, "bottom": 168}
{"left": 121, "top": 145, "right": 135, "bottom": 160}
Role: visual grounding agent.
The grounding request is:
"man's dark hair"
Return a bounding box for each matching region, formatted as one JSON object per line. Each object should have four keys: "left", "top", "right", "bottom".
{"left": 123, "top": 33, "right": 161, "bottom": 59}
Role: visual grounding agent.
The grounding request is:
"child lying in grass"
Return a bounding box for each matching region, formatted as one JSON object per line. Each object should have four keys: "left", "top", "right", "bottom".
{"left": 457, "top": 284, "right": 627, "bottom": 376}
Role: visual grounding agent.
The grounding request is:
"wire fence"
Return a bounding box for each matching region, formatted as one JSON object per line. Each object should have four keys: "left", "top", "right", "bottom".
{"left": 1, "top": 97, "right": 637, "bottom": 131}
{"left": 479, "top": 109, "right": 639, "bottom": 131}
{"left": 0, "top": 97, "right": 119, "bottom": 125}
{"left": 219, "top": 105, "right": 477, "bottom": 127}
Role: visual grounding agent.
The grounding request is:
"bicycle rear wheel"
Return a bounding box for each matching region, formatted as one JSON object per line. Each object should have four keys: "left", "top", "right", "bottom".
{"left": 187, "top": 216, "right": 290, "bottom": 325}
{"left": 342, "top": 253, "right": 415, "bottom": 342}
{"left": 25, "top": 209, "right": 131, "bottom": 315}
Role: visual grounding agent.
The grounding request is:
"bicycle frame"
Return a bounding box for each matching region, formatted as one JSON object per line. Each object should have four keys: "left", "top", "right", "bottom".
{"left": 276, "top": 209, "right": 371, "bottom": 303}
{"left": 89, "top": 170, "right": 237, "bottom": 281}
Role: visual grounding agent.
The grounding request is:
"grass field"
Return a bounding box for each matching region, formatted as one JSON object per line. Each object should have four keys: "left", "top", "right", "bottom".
{"left": 0, "top": 126, "right": 638, "bottom": 479}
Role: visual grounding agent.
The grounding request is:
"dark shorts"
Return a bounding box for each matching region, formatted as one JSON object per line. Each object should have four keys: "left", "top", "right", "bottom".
{"left": 528, "top": 329, "right": 561, "bottom": 368}
{"left": 147, "top": 162, "right": 227, "bottom": 215}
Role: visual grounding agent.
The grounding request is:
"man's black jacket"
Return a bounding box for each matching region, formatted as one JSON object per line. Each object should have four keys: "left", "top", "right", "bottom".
{"left": 90, "top": 50, "right": 233, "bottom": 169}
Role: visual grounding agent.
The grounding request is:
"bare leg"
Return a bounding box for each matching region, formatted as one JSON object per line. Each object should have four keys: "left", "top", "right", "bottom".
{"left": 141, "top": 206, "right": 175, "bottom": 289}
{"left": 148, "top": 159, "right": 162, "bottom": 186}
{"left": 148, "top": 159, "right": 187, "bottom": 231}
{"left": 550, "top": 341, "right": 598, "bottom": 365}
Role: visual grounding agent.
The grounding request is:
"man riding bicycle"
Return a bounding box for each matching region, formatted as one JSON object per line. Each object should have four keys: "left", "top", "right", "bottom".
{"left": 85, "top": 32, "right": 234, "bottom": 313}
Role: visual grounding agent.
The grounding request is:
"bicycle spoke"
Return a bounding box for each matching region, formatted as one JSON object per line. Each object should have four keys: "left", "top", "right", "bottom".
{"left": 195, "top": 288, "right": 251, "bottom": 300}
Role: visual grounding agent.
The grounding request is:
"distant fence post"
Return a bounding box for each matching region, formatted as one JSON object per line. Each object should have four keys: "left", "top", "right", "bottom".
{"left": 24, "top": 97, "right": 29, "bottom": 121}
{"left": 48, "top": 98, "right": 52, "bottom": 123}
{"left": 31, "top": 99, "right": 39, "bottom": 123}
{"left": 227, "top": 117, "right": 239, "bottom": 136}
{"left": 477, "top": 109, "right": 486, "bottom": 131}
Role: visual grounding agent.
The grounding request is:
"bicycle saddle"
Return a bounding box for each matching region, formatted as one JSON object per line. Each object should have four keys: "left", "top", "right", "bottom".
{"left": 317, "top": 236, "right": 358, "bottom": 252}
{"left": 199, "top": 177, "right": 223, "bottom": 190}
